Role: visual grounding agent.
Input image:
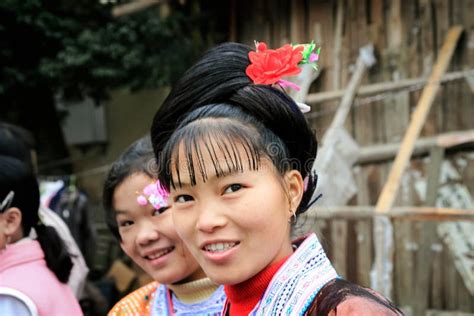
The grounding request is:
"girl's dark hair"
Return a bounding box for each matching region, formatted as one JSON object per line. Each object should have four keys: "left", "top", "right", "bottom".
{"left": 103, "top": 136, "right": 157, "bottom": 240}
{"left": 0, "top": 122, "right": 36, "bottom": 172}
{"left": 0, "top": 155, "right": 72, "bottom": 283}
{"left": 151, "top": 43, "right": 318, "bottom": 215}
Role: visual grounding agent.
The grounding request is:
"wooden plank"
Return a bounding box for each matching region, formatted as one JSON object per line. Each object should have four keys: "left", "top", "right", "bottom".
{"left": 352, "top": 0, "right": 373, "bottom": 145}
{"left": 355, "top": 220, "right": 372, "bottom": 287}
{"left": 302, "top": 206, "right": 474, "bottom": 221}
{"left": 305, "top": 69, "right": 474, "bottom": 105}
{"left": 430, "top": 240, "right": 444, "bottom": 310}
{"left": 324, "top": 45, "right": 376, "bottom": 135}
{"left": 369, "top": 0, "right": 386, "bottom": 52}
{"left": 332, "top": 0, "right": 344, "bottom": 90}
{"left": 426, "top": 310, "right": 474, "bottom": 316}
{"left": 433, "top": 0, "right": 450, "bottom": 133}
{"left": 375, "top": 25, "right": 463, "bottom": 213}
{"left": 382, "top": 0, "right": 410, "bottom": 144}
{"left": 354, "top": 166, "right": 372, "bottom": 287}
{"left": 413, "top": 220, "right": 439, "bottom": 315}
{"left": 331, "top": 219, "right": 348, "bottom": 277}
{"left": 426, "top": 147, "right": 445, "bottom": 205}
{"left": 356, "top": 129, "right": 474, "bottom": 164}
{"left": 394, "top": 219, "right": 415, "bottom": 306}
{"left": 290, "top": 0, "right": 305, "bottom": 44}
{"left": 413, "top": 146, "right": 445, "bottom": 315}
{"left": 374, "top": 24, "right": 463, "bottom": 295}
{"left": 306, "top": 0, "right": 334, "bottom": 135}
{"left": 321, "top": 40, "right": 375, "bottom": 280}
{"left": 444, "top": 249, "right": 459, "bottom": 310}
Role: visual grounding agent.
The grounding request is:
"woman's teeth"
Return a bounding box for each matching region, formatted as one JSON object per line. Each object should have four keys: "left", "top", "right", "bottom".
{"left": 146, "top": 247, "right": 174, "bottom": 260}
{"left": 204, "top": 242, "right": 238, "bottom": 252}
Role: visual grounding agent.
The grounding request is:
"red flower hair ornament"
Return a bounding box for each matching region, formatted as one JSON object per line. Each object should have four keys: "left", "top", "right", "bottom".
{"left": 245, "top": 41, "right": 320, "bottom": 94}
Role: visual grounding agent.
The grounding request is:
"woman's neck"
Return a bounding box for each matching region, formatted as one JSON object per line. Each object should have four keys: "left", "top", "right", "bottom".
{"left": 167, "top": 277, "right": 219, "bottom": 304}
{"left": 224, "top": 254, "right": 290, "bottom": 316}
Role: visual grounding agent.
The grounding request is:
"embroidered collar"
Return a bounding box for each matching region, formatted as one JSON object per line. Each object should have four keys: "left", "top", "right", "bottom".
{"left": 249, "top": 233, "right": 338, "bottom": 316}
{"left": 224, "top": 254, "right": 290, "bottom": 315}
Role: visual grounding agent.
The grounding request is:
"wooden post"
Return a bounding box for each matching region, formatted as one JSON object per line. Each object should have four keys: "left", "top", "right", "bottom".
{"left": 372, "top": 26, "right": 463, "bottom": 298}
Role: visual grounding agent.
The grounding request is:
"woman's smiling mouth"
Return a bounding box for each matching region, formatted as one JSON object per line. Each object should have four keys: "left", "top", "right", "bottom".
{"left": 203, "top": 241, "right": 239, "bottom": 253}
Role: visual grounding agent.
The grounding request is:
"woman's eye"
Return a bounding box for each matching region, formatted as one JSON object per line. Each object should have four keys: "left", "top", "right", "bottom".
{"left": 175, "top": 195, "right": 194, "bottom": 203}
{"left": 224, "top": 184, "right": 242, "bottom": 194}
{"left": 119, "top": 220, "right": 133, "bottom": 227}
{"left": 153, "top": 206, "right": 169, "bottom": 216}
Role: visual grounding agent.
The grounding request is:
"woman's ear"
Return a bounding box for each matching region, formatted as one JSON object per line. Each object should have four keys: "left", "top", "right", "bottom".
{"left": 284, "top": 170, "right": 304, "bottom": 213}
{"left": 3, "top": 207, "right": 22, "bottom": 237}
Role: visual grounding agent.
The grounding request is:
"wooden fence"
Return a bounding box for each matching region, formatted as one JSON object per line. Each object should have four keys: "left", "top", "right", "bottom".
{"left": 233, "top": 0, "right": 474, "bottom": 314}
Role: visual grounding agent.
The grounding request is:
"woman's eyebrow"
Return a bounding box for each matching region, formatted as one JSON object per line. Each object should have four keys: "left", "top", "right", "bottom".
{"left": 173, "top": 168, "right": 242, "bottom": 188}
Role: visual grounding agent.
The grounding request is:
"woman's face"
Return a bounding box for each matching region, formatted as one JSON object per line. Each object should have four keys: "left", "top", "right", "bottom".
{"left": 113, "top": 172, "right": 205, "bottom": 284}
{"left": 169, "top": 142, "right": 299, "bottom": 285}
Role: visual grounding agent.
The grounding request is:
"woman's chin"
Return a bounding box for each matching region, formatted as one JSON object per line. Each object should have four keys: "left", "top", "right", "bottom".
{"left": 205, "top": 270, "right": 246, "bottom": 286}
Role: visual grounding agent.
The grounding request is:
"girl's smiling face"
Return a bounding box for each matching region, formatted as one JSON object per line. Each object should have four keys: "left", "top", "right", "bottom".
{"left": 113, "top": 172, "right": 205, "bottom": 284}
{"left": 169, "top": 141, "right": 303, "bottom": 285}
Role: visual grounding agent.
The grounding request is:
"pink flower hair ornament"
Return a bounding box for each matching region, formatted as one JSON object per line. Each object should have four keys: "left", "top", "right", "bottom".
{"left": 245, "top": 41, "right": 320, "bottom": 92}
{"left": 136, "top": 180, "right": 170, "bottom": 210}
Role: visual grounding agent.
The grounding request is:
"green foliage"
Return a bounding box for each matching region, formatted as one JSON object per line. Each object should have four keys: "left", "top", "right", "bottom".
{"left": 0, "top": 0, "right": 217, "bottom": 103}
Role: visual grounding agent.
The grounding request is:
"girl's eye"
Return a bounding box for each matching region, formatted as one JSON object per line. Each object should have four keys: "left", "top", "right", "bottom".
{"left": 175, "top": 195, "right": 194, "bottom": 203}
{"left": 119, "top": 220, "right": 133, "bottom": 227}
{"left": 153, "top": 206, "right": 169, "bottom": 216}
{"left": 224, "top": 184, "right": 242, "bottom": 194}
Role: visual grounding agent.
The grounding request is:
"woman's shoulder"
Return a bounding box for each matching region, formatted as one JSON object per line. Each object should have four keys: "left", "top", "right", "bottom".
{"left": 108, "top": 281, "right": 159, "bottom": 316}
{"left": 306, "top": 279, "right": 403, "bottom": 315}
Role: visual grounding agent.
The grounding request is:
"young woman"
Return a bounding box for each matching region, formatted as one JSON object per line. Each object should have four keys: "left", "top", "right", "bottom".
{"left": 103, "top": 137, "right": 226, "bottom": 315}
{"left": 150, "top": 42, "right": 403, "bottom": 315}
{"left": 0, "top": 155, "right": 82, "bottom": 315}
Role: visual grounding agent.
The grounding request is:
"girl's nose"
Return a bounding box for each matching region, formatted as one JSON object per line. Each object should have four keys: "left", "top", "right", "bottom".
{"left": 136, "top": 221, "right": 160, "bottom": 245}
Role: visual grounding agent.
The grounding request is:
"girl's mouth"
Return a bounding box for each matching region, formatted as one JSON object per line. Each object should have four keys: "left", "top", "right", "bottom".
{"left": 145, "top": 246, "right": 175, "bottom": 260}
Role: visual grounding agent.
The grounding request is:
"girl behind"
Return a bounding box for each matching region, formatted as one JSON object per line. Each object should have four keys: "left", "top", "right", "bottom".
{"left": 103, "top": 137, "right": 226, "bottom": 315}
{"left": 0, "top": 155, "right": 82, "bottom": 315}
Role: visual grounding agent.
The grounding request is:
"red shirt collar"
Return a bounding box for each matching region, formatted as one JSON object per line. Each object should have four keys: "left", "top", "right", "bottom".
{"left": 223, "top": 254, "right": 290, "bottom": 315}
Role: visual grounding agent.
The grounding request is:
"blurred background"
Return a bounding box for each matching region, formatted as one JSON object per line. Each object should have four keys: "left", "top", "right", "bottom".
{"left": 1, "top": 0, "right": 473, "bottom": 315}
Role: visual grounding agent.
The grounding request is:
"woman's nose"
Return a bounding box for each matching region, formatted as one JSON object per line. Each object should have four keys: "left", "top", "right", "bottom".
{"left": 195, "top": 200, "right": 227, "bottom": 233}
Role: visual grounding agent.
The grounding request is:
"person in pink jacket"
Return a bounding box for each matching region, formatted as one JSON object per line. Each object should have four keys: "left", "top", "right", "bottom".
{"left": 0, "top": 155, "right": 82, "bottom": 315}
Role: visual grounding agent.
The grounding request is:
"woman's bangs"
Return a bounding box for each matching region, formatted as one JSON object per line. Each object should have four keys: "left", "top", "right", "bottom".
{"left": 167, "top": 120, "right": 262, "bottom": 188}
